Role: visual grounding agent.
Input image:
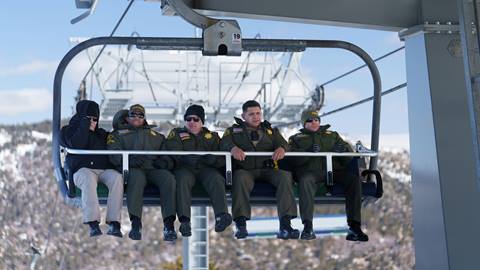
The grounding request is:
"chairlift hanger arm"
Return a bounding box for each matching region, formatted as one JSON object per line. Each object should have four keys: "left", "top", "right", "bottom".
{"left": 165, "top": 0, "right": 218, "bottom": 29}
{"left": 163, "top": 0, "right": 242, "bottom": 56}
{"left": 71, "top": 0, "right": 99, "bottom": 24}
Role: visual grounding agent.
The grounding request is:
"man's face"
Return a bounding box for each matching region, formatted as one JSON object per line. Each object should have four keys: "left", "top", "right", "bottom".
{"left": 304, "top": 117, "right": 320, "bottom": 132}
{"left": 185, "top": 114, "right": 203, "bottom": 134}
{"left": 242, "top": 106, "right": 262, "bottom": 128}
{"left": 127, "top": 111, "right": 145, "bottom": 127}
{"left": 86, "top": 116, "right": 98, "bottom": 131}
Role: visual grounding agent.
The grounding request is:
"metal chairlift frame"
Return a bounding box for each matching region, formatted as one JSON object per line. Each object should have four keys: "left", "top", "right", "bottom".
{"left": 53, "top": 37, "right": 383, "bottom": 206}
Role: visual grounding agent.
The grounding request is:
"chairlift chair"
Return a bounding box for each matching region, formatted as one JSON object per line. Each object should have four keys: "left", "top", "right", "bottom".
{"left": 55, "top": 0, "right": 382, "bottom": 208}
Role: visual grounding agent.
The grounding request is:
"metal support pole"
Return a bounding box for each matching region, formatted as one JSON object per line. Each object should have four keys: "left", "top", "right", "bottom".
{"left": 457, "top": 0, "right": 480, "bottom": 188}
{"left": 189, "top": 206, "right": 209, "bottom": 270}
{"left": 403, "top": 25, "right": 480, "bottom": 270}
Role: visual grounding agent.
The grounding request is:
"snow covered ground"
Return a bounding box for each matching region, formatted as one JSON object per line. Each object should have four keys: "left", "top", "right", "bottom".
{"left": 0, "top": 129, "right": 11, "bottom": 147}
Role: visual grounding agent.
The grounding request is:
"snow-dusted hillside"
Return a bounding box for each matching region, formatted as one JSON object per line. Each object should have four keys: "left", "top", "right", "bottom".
{"left": 0, "top": 122, "right": 413, "bottom": 269}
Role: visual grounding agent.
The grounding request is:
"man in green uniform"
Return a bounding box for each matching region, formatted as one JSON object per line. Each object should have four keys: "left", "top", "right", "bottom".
{"left": 107, "top": 104, "right": 177, "bottom": 241}
{"left": 220, "top": 100, "right": 299, "bottom": 240}
{"left": 288, "top": 109, "right": 368, "bottom": 241}
{"left": 166, "top": 104, "right": 232, "bottom": 237}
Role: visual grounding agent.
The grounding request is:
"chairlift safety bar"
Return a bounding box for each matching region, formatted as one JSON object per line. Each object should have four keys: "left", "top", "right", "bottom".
{"left": 63, "top": 148, "right": 377, "bottom": 186}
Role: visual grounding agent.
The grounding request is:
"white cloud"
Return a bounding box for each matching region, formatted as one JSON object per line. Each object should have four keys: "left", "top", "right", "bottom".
{"left": 0, "top": 88, "right": 52, "bottom": 116}
{"left": 354, "top": 133, "right": 410, "bottom": 151}
{"left": 326, "top": 88, "right": 361, "bottom": 103}
{"left": 0, "top": 60, "right": 58, "bottom": 77}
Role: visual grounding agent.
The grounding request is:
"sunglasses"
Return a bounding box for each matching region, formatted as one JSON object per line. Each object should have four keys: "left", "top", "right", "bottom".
{"left": 129, "top": 112, "right": 145, "bottom": 119}
{"left": 305, "top": 118, "right": 320, "bottom": 123}
{"left": 185, "top": 116, "right": 201, "bottom": 122}
{"left": 86, "top": 116, "right": 98, "bottom": 122}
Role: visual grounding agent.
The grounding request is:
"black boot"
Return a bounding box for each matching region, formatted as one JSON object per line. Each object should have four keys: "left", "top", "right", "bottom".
{"left": 129, "top": 215, "right": 142, "bottom": 241}
{"left": 163, "top": 216, "right": 177, "bottom": 242}
{"left": 300, "top": 220, "right": 316, "bottom": 240}
{"left": 107, "top": 221, "right": 123, "bottom": 238}
{"left": 277, "top": 216, "right": 300, "bottom": 240}
{"left": 215, "top": 213, "right": 233, "bottom": 233}
{"left": 234, "top": 217, "right": 248, "bottom": 239}
{"left": 179, "top": 216, "right": 192, "bottom": 237}
{"left": 346, "top": 220, "right": 369, "bottom": 242}
{"left": 87, "top": 221, "right": 102, "bottom": 237}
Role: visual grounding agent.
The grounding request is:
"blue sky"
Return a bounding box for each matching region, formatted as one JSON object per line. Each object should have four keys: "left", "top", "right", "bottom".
{"left": 0, "top": 1, "right": 408, "bottom": 148}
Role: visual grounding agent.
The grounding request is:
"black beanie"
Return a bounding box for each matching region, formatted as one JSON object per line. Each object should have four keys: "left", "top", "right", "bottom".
{"left": 76, "top": 100, "right": 99, "bottom": 117}
{"left": 184, "top": 104, "right": 205, "bottom": 123}
{"left": 86, "top": 102, "right": 100, "bottom": 118}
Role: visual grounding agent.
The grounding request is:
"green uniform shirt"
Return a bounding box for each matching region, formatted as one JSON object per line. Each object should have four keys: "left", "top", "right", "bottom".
{"left": 288, "top": 124, "right": 353, "bottom": 172}
{"left": 107, "top": 122, "right": 167, "bottom": 170}
{"left": 165, "top": 127, "right": 224, "bottom": 169}
{"left": 220, "top": 117, "right": 288, "bottom": 170}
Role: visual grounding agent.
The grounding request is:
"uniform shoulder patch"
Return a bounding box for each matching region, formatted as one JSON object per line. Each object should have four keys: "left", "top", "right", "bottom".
{"left": 167, "top": 130, "right": 176, "bottom": 139}
{"left": 266, "top": 128, "right": 273, "bottom": 135}
{"left": 223, "top": 128, "right": 231, "bottom": 137}
{"left": 204, "top": 132, "right": 213, "bottom": 139}
{"left": 150, "top": 130, "right": 158, "bottom": 136}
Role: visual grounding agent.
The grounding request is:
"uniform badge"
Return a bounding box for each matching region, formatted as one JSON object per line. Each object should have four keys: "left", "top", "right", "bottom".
{"left": 266, "top": 129, "right": 273, "bottom": 135}
{"left": 204, "top": 133, "right": 213, "bottom": 139}
{"left": 233, "top": 128, "right": 243, "bottom": 133}
{"left": 106, "top": 134, "right": 115, "bottom": 144}
{"left": 167, "top": 131, "right": 175, "bottom": 139}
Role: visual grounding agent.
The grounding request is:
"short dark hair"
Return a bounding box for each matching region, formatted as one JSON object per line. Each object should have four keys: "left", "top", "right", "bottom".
{"left": 242, "top": 100, "right": 261, "bottom": 112}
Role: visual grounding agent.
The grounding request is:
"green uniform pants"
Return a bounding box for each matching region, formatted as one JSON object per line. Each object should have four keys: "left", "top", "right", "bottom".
{"left": 297, "top": 170, "right": 362, "bottom": 222}
{"left": 232, "top": 169, "right": 298, "bottom": 220}
{"left": 174, "top": 167, "right": 228, "bottom": 219}
{"left": 127, "top": 168, "right": 176, "bottom": 219}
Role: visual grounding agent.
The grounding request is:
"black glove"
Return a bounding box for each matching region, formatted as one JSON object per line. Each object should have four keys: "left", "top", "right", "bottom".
{"left": 311, "top": 144, "right": 321, "bottom": 152}
{"left": 129, "top": 156, "right": 147, "bottom": 168}
{"left": 332, "top": 143, "right": 346, "bottom": 153}
{"left": 263, "top": 159, "right": 275, "bottom": 168}
{"left": 201, "top": 154, "right": 217, "bottom": 166}
{"left": 181, "top": 155, "right": 200, "bottom": 166}
{"left": 153, "top": 157, "right": 174, "bottom": 170}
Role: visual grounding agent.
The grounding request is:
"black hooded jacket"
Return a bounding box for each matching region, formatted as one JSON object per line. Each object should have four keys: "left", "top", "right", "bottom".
{"left": 60, "top": 100, "right": 112, "bottom": 174}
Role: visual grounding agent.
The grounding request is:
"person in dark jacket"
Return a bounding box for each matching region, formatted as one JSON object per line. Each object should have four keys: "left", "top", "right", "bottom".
{"left": 107, "top": 104, "right": 177, "bottom": 241}
{"left": 288, "top": 109, "right": 367, "bottom": 241}
{"left": 60, "top": 100, "right": 123, "bottom": 238}
{"left": 166, "top": 104, "right": 232, "bottom": 237}
{"left": 220, "top": 100, "right": 299, "bottom": 240}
